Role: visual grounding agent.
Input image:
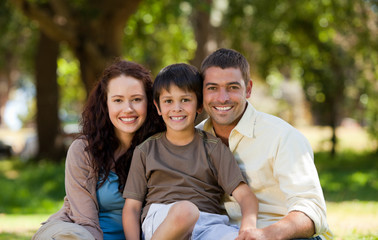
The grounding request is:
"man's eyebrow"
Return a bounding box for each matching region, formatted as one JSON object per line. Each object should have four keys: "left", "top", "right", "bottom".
{"left": 227, "top": 81, "right": 242, "bottom": 86}
{"left": 204, "top": 82, "right": 242, "bottom": 86}
{"left": 205, "top": 82, "right": 218, "bottom": 86}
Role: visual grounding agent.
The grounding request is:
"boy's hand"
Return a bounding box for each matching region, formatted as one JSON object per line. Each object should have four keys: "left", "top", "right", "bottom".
{"left": 235, "top": 228, "right": 265, "bottom": 240}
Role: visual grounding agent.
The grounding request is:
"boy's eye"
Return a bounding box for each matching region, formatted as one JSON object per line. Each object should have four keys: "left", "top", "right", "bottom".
{"left": 182, "top": 98, "right": 190, "bottom": 102}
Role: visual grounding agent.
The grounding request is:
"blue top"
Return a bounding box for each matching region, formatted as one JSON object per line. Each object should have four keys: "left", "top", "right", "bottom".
{"left": 97, "top": 171, "right": 125, "bottom": 240}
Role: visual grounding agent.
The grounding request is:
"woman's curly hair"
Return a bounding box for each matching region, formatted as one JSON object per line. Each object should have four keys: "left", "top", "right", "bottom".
{"left": 80, "top": 59, "right": 165, "bottom": 192}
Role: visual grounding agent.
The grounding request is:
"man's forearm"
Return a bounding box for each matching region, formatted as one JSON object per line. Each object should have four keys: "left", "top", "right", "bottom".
{"left": 261, "top": 211, "right": 315, "bottom": 240}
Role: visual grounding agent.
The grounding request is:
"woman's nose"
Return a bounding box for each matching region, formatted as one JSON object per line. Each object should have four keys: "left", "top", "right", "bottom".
{"left": 123, "top": 101, "right": 133, "bottom": 112}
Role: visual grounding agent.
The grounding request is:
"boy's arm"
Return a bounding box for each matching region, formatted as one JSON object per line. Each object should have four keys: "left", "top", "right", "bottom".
{"left": 231, "top": 182, "right": 258, "bottom": 236}
{"left": 122, "top": 198, "right": 142, "bottom": 240}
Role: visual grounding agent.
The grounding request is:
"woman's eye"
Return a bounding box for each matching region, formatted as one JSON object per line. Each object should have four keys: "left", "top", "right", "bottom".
{"left": 114, "top": 99, "right": 122, "bottom": 103}
{"left": 132, "top": 98, "right": 142, "bottom": 102}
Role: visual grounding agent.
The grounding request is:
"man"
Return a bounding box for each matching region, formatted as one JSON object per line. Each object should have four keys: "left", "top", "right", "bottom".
{"left": 197, "top": 48, "right": 333, "bottom": 240}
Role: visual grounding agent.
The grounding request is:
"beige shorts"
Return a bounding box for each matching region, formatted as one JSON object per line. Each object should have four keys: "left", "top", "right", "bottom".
{"left": 32, "top": 220, "right": 95, "bottom": 240}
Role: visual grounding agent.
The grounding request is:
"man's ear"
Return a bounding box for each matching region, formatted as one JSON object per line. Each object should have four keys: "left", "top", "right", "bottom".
{"left": 246, "top": 79, "right": 253, "bottom": 98}
{"left": 153, "top": 100, "right": 162, "bottom": 115}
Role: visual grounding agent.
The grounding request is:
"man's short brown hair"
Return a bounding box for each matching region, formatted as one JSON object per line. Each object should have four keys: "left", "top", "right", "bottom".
{"left": 200, "top": 48, "right": 250, "bottom": 86}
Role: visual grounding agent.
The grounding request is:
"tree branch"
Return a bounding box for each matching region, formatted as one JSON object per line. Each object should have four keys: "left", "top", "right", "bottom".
{"left": 10, "top": 0, "right": 77, "bottom": 47}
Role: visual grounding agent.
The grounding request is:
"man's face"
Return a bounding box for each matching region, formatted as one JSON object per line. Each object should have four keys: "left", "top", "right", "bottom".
{"left": 203, "top": 67, "right": 252, "bottom": 129}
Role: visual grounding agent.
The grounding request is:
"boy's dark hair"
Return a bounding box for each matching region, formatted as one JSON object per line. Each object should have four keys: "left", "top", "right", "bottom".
{"left": 200, "top": 48, "right": 250, "bottom": 85}
{"left": 153, "top": 63, "right": 203, "bottom": 110}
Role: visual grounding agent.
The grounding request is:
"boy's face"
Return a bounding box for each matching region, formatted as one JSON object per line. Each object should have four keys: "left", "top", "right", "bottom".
{"left": 154, "top": 85, "right": 201, "bottom": 134}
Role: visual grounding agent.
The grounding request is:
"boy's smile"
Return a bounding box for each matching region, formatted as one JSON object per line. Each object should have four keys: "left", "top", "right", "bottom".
{"left": 154, "top": 85, "right": 201, "bottom": 140}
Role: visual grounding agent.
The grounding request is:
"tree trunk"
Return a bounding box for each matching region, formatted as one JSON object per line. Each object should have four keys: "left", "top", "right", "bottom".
{"left": 35, "top": 31, "right": 64, "bottom": 161}
{"left": 190, "top": 0, "right": 213, "bottom": 125}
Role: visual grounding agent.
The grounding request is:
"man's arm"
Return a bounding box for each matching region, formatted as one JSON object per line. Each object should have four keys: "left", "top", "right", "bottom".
{"left": 255, "top": 211, "right": 315, "bottom": 240}
{"left": 122, "top": 198, "right": 142, "bottom": 240}
{"left": 231, "top": 182, "right": 258, "bottom": 237}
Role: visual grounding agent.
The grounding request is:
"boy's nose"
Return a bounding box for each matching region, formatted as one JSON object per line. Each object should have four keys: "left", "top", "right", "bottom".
{"left": 173, "top": 102, "right": 182, "bottom": 111}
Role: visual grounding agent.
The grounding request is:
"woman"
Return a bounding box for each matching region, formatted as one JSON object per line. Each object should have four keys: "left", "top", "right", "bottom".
{"left": 32, "top": 60, "right": 165, "bottom": 240}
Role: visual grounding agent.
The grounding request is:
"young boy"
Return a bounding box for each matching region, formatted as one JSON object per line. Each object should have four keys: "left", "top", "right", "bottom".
{"left": 122, "top": 63, "right": 258, "bottom": 240}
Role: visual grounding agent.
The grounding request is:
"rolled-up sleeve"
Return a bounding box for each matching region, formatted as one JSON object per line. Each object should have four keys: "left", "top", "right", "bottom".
{"left": 273, "top": 130, "right": 329, "bottom": 234}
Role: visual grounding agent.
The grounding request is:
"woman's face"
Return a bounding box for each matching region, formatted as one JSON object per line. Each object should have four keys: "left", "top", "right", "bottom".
{"left": 107, "top": 75, "right": 147, "bottom": 144}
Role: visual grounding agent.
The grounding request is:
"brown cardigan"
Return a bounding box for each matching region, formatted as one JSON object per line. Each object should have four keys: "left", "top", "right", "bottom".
{"left": 44, "top": 138, "right": 103, "bottom": 240}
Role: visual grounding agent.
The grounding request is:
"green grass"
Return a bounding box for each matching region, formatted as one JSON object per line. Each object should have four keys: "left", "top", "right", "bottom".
{"left": 0, "top": 214, "right": 50, "bottom": 240}
{"left": 326, "top": 201, "right": 378, "bottom": 240}
{"left": 0, "top": 159, "right": 65, "bottom": 214}
{"left": 315, "top": 151, "right": 378, "bottom": 202}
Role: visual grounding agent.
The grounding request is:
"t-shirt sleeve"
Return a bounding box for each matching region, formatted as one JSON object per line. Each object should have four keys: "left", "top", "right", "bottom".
{"left": 122, "top": 146, "right": 147, "bottom": 202}
{"left": 209, "top": 139, "right": 247, "bottom": 196}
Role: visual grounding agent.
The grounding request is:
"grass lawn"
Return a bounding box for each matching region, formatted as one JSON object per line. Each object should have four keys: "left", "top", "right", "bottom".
{"left": 0, "top": 126, "right": 377, "bottom": 239}
{"left": 0, "top": 214, "right": 51, "bottom": 240}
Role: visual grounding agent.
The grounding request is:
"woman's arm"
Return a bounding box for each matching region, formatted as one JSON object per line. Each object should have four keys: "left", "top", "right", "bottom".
{"left": 65, "top": 139, "right": 103, "bottom": 239}
{"left": 123, "top": 198, "right": 142, "bottom": 240}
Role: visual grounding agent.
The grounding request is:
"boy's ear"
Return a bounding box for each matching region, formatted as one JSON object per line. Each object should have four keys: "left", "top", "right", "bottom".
{"left": 197, "top": 105, "right": 203, "bottom": 114}
{"left": 153, "top": 100, "right": 162, "bottom": 115}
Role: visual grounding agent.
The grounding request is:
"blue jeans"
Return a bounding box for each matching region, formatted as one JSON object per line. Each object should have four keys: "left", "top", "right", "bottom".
{"left": 293, "top": 236, "right": 322, "bottom": 240}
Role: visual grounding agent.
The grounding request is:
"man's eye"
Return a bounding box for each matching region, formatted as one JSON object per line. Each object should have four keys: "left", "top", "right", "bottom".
{"left": 230, "top": 86, "right": 240, "bottom": 90}
{"left": 207, "top": 87, "right": 216, "bottom": 91}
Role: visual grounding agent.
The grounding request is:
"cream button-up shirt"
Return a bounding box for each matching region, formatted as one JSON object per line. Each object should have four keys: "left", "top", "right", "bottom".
{"left": 197, "top": 102, "right": 333, "bottom": 239}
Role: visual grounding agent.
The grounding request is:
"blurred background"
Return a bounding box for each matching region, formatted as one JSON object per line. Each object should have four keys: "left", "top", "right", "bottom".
{"left": 0, "top": 0, "right": 377, "bottom": 239}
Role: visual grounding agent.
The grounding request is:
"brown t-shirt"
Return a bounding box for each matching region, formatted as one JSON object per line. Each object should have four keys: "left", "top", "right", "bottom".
{"left": 123, "top": 129, "right": 246, "bottom": 221}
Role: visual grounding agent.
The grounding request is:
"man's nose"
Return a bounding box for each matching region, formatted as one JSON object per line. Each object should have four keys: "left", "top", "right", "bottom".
{"left": 218, "top": 88, "right": 230, "bottom": 102}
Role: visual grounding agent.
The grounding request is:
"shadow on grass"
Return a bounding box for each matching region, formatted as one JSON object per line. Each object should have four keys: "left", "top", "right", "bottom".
{"left": 0, "top": 158, "right": 65, "bottom": 214}
{"left": 315, "top": 151, "right": 378, "bottom": 202}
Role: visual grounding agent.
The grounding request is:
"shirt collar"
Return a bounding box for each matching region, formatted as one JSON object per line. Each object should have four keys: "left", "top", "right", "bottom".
{"left": 233, "top": 101, "right": 257, "bottom": 138}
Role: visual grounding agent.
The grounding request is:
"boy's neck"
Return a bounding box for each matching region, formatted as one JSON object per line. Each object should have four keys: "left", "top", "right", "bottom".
{"left": 165, "top": 128, "right": 196, "bottom": 146}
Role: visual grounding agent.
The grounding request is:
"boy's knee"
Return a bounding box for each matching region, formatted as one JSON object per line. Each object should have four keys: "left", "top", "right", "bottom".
{"left": 169, "top": 201, "right": 200, "bottom": 227}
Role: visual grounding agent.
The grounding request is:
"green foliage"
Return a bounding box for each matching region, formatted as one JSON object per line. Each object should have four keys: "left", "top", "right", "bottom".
{"left": 315, "top": 151, "right": 378, "bottom": 201}
{"left": 123, "top": 0, "right": 197, "bottom": 75}
{"left": 223, "top": 0, "right": 378, "bottom": 148}
{"left": 0, "top": 0, "right": 37, "bottom": 72}
{"left": 0, "top": 159, "right": 65, "bottom": 214}
{"left": 57, "top": 47, "right": 86, "bottom": 123}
